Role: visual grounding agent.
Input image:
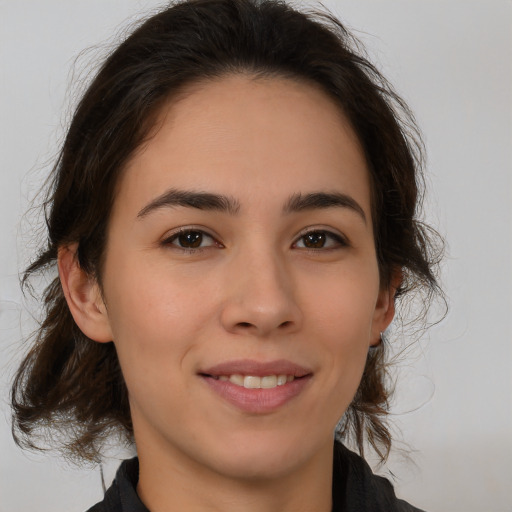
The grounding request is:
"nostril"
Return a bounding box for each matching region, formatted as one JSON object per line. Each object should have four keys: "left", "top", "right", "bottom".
{"left": 237, "top": 322, "right": 253, "bottom": 328}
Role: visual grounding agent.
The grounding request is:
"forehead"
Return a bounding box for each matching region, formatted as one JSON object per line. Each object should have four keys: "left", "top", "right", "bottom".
{"left": 115, "top": 74, "right": 371, "bottom": 217}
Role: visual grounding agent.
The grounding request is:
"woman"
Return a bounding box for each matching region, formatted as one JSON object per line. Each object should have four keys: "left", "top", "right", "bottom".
{"left": 11, "top": 0, "right": 441, "bottom": 510}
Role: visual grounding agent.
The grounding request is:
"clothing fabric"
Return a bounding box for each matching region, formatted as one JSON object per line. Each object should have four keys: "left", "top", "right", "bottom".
{"left": 86, "top": 442, "right": 424, "bottom": 512}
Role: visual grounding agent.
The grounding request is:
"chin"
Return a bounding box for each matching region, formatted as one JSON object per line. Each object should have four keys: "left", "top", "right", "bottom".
{"left": 213, "top": 452, "right": 300, "bottom": 482}
{"left": 201, "top": 429, "right": 318, "bottom": 481}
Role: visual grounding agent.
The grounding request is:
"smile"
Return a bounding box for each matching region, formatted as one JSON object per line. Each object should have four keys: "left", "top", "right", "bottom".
{"left": 200, "top": 360, "right": 312, "bottom": 413}
{"left": 213, "top": 374, "right": 295, "bottom": 389}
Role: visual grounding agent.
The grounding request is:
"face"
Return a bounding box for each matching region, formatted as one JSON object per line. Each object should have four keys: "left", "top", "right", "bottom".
{"left": 94, "top": 75, "right": 394, "bottom": 480}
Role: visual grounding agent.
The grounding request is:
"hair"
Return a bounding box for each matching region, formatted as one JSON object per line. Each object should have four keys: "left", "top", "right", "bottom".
{"left": 11, "top": 0, "right": 443, "bottom": 463}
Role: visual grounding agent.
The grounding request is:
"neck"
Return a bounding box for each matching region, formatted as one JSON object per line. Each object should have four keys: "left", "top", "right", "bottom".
{"left": 135, "top": 436, "right": 334, "bottom": 512}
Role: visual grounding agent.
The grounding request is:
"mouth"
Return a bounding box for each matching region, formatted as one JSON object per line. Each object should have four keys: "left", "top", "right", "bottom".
{"left": 199, "top": 359, "right": 312, "bottom": 413}
{"left": 207, "top": 374, "right": 296, "bottom": 389}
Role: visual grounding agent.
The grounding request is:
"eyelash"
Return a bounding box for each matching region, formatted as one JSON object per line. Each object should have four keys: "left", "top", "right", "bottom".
{"left": 161, "top": 227, "right": 348, "bottom": 253}
{"left": 161, "top": 227, "right": 222, "bottom": 253}
{"left": 293, "top": 229, "right": 348, "bottom": 251}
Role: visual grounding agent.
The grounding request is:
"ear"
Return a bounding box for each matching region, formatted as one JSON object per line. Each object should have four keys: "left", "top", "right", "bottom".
{"left": 58, "top": 244, "right": 113, "bottom": 343}
{"left": 370, "top": 270, "right": 402, "bottom": 347}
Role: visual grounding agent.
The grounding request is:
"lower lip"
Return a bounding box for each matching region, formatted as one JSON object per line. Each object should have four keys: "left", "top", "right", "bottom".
{"left": 202, "top": 375, "right": 312, "bottom": 414}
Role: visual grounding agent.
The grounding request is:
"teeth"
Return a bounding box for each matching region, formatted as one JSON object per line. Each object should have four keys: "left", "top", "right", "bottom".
{"left": 220, "top": 374, "right": 294, "bottom": 389}
{"left": 244, "top": 376, "right": 261, "bottom": 389}
{"left": 229, "top": 374, "right": 244, "bottom": 386}
{"left": 277, "top": 375, "right": 287, "bottom": 386}
{"left": 261, "top": 375, "right": 277, "bottom": 388}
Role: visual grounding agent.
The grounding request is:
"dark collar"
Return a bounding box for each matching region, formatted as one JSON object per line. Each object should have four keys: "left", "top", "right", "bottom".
{"left": 87, "top": 442, "right": 424, "bottom": 512}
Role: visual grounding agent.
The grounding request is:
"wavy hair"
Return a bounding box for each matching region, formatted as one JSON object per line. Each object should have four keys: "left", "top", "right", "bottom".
{"left": 11, "top": 0, "right": 443, "bottom": 463}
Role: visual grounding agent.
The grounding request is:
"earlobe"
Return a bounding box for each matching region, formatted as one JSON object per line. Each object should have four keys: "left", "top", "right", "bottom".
{"left": 370, "top": 270, "right": 402, "bottom": 347}
{"left": 58, "top": 244, "right": 113, "bottom": 343}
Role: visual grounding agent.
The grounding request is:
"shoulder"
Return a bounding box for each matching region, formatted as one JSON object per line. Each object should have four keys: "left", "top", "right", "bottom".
{"left": 85, "top": 458, "right": 148, "bottom": 512}
{"left": 84, "top": 478, "right": 121, "bottom": 512}
{"left": 332, "top": 442, "right": 426, "bottom": 512}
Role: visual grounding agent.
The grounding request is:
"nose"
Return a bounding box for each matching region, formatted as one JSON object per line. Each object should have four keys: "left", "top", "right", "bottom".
{"left": 219, "top": 246, "right": 303, "bottom": 338}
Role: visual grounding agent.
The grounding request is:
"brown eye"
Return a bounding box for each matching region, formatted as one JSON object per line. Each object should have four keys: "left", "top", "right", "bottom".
{"left": 295, "top": 230, "right": 347, "bottom": 250}
{"left": 165, "top": 229, "right": 217, "bottom": 249}
{"left": 303, "top": 232, "right": 326, "bottom": 248}
{"left": 178, "top": 231, "right": 203, "bottom": 248}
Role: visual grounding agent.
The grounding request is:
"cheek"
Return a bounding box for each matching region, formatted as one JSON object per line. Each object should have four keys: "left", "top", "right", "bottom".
{"left": 307, "top": 263, "right": 380, "bottom": 339}
{"left": 102, "top": 257, "right": 218, "bottom": 380}
{"left": 304, "top": 265, "right": 379, "bottom": 404}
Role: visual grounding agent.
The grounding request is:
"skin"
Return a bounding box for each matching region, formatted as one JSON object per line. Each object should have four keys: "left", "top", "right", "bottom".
{"left": 59, "top": 74, "right": 396, "bottom": 512}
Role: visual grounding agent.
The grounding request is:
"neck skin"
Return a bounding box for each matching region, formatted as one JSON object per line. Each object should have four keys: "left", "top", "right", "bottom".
{"left": 135, "top": 433, "right": 334, "bottom": 512}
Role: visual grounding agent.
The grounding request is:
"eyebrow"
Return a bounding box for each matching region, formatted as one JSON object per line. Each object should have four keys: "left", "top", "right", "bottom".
{"left": 284, "top": 191, "right": 367, "bottom": 223}
{"left": 137, "top": 188, "right": 366, "bottom": 223}
{"left": 137, "top": 188, "right": 241, "bottom": 218}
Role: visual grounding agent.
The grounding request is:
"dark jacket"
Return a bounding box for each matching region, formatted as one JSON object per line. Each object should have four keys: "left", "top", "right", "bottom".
{"left": 87, "top": 442, "right": 424, "bottom": 511}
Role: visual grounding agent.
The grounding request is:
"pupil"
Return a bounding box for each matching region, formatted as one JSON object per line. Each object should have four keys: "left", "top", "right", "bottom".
{"left": 304, "top": 232, "right": 325, "bottom": 248}
{"left": 179, "top": 231, "right": 202, "bottom": 248}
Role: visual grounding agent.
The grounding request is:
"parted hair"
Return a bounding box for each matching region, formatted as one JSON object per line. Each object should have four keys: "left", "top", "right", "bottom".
{"left": 11, "top": 0, "right": 442, "bottom": 463}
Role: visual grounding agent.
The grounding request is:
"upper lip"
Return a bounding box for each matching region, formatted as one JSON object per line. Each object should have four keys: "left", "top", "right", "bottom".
{"left": 200, "top": 359, "right": 312, "bottom": 378}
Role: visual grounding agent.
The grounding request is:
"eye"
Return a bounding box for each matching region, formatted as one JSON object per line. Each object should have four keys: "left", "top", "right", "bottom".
{"left": 294, "top": 230, "right": 347, "bottom": 250}
{"left": 163, "top": 229, "right": 220, "bottom": 250}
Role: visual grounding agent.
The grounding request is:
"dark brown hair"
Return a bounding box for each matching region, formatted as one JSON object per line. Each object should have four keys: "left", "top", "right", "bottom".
{"left": 11, "top": 0, "right": 442, "bottom": 463}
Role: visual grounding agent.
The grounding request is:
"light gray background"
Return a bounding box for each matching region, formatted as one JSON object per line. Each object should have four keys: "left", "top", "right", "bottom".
{"left": 1, "top": 1, "right": 511, "bottom": 511}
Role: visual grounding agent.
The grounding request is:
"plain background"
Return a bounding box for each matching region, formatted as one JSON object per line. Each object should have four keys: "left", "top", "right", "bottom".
{"left": 1, "top": 1, "right": 511, "bottom": 511}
